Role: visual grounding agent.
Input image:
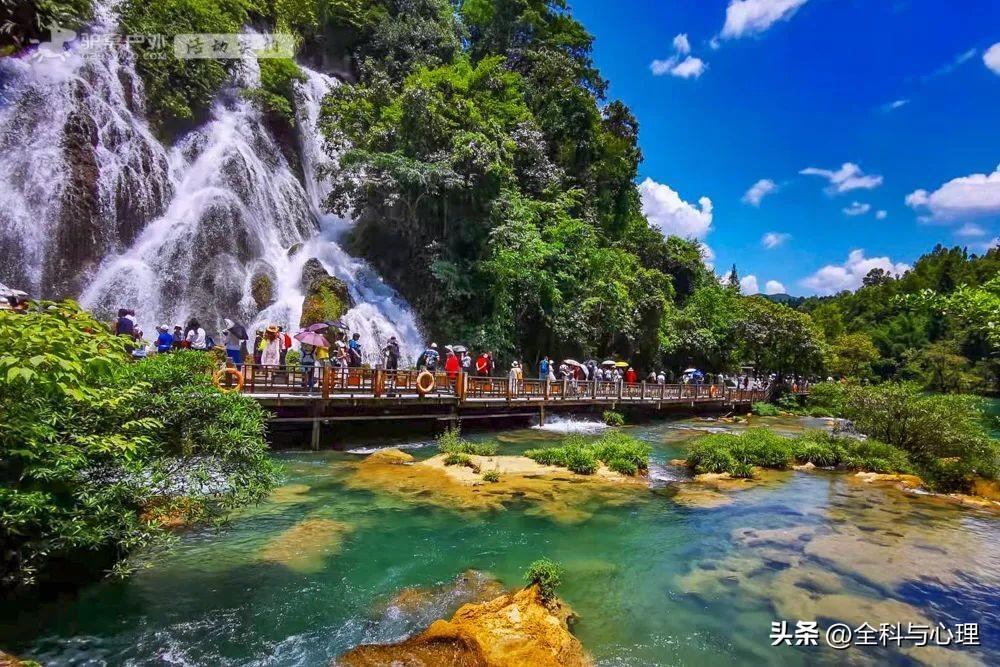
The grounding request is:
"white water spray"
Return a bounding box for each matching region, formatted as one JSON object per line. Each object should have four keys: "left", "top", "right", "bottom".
{"left": 0, "top": 4, "right": 423, "bottom": 361}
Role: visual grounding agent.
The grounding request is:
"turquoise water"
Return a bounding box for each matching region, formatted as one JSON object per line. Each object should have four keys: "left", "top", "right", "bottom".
{"left": 3, "top": 416, "right": 999, "bottom": 666}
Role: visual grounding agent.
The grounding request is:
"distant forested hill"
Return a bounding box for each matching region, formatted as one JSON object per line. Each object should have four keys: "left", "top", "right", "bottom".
{"left": 792, "top": 245, "right": 999, "bottom": 393}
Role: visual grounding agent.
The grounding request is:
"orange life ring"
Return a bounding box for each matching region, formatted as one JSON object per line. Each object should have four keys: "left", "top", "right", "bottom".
{"left": 416, "top": 370, "right": 435, "bottom": 394}
{"left": 213, "top": 368, "right": 244, "bottom": 393}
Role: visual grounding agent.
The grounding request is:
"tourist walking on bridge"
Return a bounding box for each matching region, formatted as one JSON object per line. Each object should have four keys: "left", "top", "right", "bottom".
{"left": 539, "top": 355, "right": 550, "bottom": 380}
{"left": 382, "top": 336, "right": 400, "bottom": 370}
{"left": 475, "top": 351, "right": 491, "bottom": 376}
{"left": 348, "top": 333, "right": 363, "bottom": 367}
{"left": 260, "top": 325, "right": 282, "bottom": 366}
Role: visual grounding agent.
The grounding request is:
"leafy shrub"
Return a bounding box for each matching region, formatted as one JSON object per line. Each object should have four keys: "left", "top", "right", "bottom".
{"left": 285, "top": 348, "right": 302, "bottom": 370}
{"left": 752, "top": 402, "right": 779, "bottom": 416}
{"left": 729, "top": 461, "right": 755, "bottom": 479}
{"left": 437, "top": 427, "right": 498, "bottom": 456}
{"left": 443, "top": 452, "right": 471, "bottom": 466}
{"left": 0, "top": 303, "right": 276, "bottom": 590}
{"left": 590, "top": 431, "right": 651, "bottom": 471}
{"left": 524, "top": 432, "right": 650, "bottom": 476}
{"left": 607, "top": 458, "right": 638, "bottom": 476}
{"left": 776, "top": 393, "right": 800, "bottom": 411}
{"left": 685, "top": 436, "right": 737, "bottom": 474}
{"left": 563, "top": 444, "right": 598, "bottom": 475}
{"left": 602, "top": 410, "right": 625, "bottom": 426}
{"left": 525, "top": 558, "right": 563, "bottom": 601}
{"left": 806, "top": 406, "right": 835, "bottom": 417}
{"left": 482, "top": 469, "right": 501, "bottom": 483}
{"left": 686, "top": 428, "right": 911, "bottom": 478}
{"left": 842, "top": 382, "right": 997, "bottom": 490}
{"left": 242, "top": 58, "right": 307, "bottom": 122}
{"left": 806, "top": 381, "right": 846, "bottom": 415}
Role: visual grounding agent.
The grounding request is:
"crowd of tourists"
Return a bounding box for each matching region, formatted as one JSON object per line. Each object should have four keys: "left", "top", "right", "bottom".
{"left": 107, "top": 308, "right": 793, "bottom": 392}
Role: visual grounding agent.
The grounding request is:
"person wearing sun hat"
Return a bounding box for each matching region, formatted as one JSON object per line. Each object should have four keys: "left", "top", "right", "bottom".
{"left": 155, "top": 324, "right": 173, "bottom": 354}
{"left": 260, "top": 325, "right": 283, "bottom": 366}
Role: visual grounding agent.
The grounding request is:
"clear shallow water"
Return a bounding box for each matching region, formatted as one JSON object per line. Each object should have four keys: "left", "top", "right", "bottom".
{"left": 3, "top": 416, "right": 999, "bottom": 666}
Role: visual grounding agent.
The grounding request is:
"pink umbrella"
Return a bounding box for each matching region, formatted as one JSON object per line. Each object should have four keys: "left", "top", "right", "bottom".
{"left": 294, "top": 331, "right": 330, "bottom": 347}
{"left": 304, "top": 322, "right": 329, "bottom": 332}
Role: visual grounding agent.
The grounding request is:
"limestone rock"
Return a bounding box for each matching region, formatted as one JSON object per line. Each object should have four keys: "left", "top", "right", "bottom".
{"left": 338, "top": 585, "right": 590, "bottom": 667}
{"left": 300, "top": 258, "right": 353, "bottom": 327}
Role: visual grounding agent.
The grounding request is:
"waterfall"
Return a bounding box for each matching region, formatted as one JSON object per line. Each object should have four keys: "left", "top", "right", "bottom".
{"left": 0, "top": 1, "right": 171, "bottom": 297}
{"left": 0, "top": 4, "right": 423, "bottom": 364}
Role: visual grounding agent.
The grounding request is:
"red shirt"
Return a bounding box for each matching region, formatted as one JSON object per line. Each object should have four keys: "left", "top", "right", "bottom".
{"left": 445, "top": 354, "right": 460, "bottom": 378}
{"left": 475, "top": 354, "right": 490, "bottom": 374}
{"left": 625, "top": 370, "right": 637, "bottom": 384}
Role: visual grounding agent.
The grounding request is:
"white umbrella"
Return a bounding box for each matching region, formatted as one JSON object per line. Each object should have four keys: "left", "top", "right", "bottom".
{"left": 683, "top": 368, "right": 699, "bottom": 374}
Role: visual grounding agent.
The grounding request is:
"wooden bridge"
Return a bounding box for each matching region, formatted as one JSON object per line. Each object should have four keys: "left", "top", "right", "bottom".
{"left": 234, "top": 365, "right": 769, "bottom": 448}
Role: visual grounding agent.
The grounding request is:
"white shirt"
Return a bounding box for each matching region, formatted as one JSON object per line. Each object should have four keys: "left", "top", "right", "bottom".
{"left": 187, "top": 327, "right": 207, "bottom": 350}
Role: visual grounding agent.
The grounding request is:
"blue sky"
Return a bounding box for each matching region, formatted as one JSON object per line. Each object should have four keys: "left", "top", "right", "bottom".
{"left": 571, "top": 0, "right": 1000, "bottom": 295}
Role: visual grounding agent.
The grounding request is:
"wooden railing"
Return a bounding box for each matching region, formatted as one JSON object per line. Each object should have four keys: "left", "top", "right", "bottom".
{"left": 234, "top": 364, "right": 768, "bottom": 405}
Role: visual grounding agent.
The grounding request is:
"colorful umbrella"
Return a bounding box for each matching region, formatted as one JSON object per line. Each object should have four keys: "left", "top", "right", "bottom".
{"left": 304, "top": 322, "right": 329, "bottom": 332}
{"left": 601, "top": 360, "right": 617, "bottom": 367}
{"left": 294, "top": 331, "right": 330, "bottom": 347}
{"left": 563, "top": 359, "right": 583, "bottom": 367}
{"left": 615, "top": 361, "right": 630, "bottom": 368}
{"left": 325, "top": 319, "right": 349, "bottom": 331}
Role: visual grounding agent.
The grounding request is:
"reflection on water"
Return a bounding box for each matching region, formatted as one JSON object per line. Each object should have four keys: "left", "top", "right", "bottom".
{"left": 2, "top": 416, "right": 998, "bottom": 666}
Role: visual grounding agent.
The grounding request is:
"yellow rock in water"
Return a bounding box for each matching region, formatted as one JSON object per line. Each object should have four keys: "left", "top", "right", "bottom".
{"left": 258, "top": 518, "right": 353, "bottom": 573}
{"left": 338, "top": 584, "right": 591, "bottom": 667}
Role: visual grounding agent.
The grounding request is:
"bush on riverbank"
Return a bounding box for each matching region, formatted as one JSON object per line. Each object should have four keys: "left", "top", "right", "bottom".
{"left": 685, "top": 429, "right": 912, "bottom": 477}
{"left": 436, "top": 426, "right": 498, "bottom": 456}
{"left": 0, "top": 302, "right": 277, "bottom": 591}
{"left": 602, "top": 410, "right": 625, "bottom": 427}
{"left": 840, "top": 382, "right": 998, "bottom": 492}
{"left": 524, "top": 432, "right": 651, "bottom": 476}
{"left": 751, "top": 402, "right": 779, "bottom": 416}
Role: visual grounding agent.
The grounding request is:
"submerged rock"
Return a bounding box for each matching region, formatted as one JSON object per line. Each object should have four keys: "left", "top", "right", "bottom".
{"left": 258, "top": 517, "right": 353, "bottom": 573}
{"left": 338, "top": 584, "right": 590, "bottom": 667}
{"left": 380, "top": 570, "right": 507, "bottom": 624}
{"left": 346, "top": 451, "right": 647, "bottom": 524}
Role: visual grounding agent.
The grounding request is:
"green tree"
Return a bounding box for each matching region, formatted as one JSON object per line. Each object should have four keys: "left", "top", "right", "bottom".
{"left": 736, "top": 297, "right": 824, "bottom": 378}
{"left": 827, "top": 332, "right": 879, "bottom": 379}
{"left": 0, "top": 302, "right": 276, "bottom": 590}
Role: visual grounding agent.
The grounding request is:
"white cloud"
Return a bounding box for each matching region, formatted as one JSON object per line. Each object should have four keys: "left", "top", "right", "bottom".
{"left": 640, "top": 177, "right": 714, "bottom": 240}
{"left": 842, "top": 201, "right": 871, "bottom": 216}
{"left": 801, "top": 162, "right": 884, "bottom": 194}
{"left": 673, "top": 33, "right": 691, "bottom": 55}
{"left": 742, "top": 178, "right": 778, "bottom": 206}
{"left": 671, "top": 56, "right": 707, "bottom": 79}
{"left": 881, "top": 99, "right": 909, "bottom": 113}
{"left": 652, "top": 32, "right": 707, "bottom": 79}
{"left": 905, "top": 164, "right": 1000, "bottom": 222}
{"left": 985, "top": 43, "right": 1000, "bottom": 75}
{"left": 765, "top": 280, "right": 786, "bottom": 295}
{"left": 800, "top": 249, "right": 911, "bottom": 295}
{"left": 956, "top": 222, "right": 987, "bottom": 238}
{"left": 740, "top": 275, "right": 760, "bottom": 294}
{"left": 925, "top": 48, "right": 978, "bottom": 80}
{"left": 721, "top": 0, "right": 810, "bottom": 39}
{"left": 761, "top": 231, "right": 791, "bottom": 249}
{"left": 875, "top": 210, "right": 887, "bottom": 220}
{"left": 650, "top": 55, "right": 707, "bottom": 79}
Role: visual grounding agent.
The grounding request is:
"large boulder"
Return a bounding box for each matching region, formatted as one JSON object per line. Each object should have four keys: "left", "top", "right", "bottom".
{"left": 337, "top": 584, "right": 590, "bottom": 667}
{"left": 299, "top": 258, "right": 352, "bottom": 327}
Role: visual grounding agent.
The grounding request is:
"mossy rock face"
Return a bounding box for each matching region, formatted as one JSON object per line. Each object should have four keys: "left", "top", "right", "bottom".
{"left": 251, "top": 272, "right": 274, "bottom": 310}
{"left": 299, "top": 258, "right": 352, "bottom": 327}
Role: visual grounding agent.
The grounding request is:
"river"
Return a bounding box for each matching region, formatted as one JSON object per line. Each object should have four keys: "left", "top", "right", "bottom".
{"left": 3, "top": 413, "right": 998, "bottom": 666}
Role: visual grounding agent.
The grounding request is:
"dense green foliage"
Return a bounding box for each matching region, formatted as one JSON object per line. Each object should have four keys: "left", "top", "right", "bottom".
{"left": 243, "top": 57, "right": 307, "bottom": 122}
{"left": 685, "top": 429, "right": 912, "bottom": 478}
{"left": 791, "top": 246, "right": 1000, "bottom": 393}
{"left": 751, "top": 402, "right": 779, "bottom": 417}
{"left": 524, "top": 431, "right": 651, "bottom": 476}
{"left": 840, "top": 382, "right": 998, "bottom": 491}
{"left": 1, "top": 0, "right": 92, "bottom": 55}
{"left": 524, "top": 557, "right": 563, "bottom": 601}
{"left": 0, "top": 302, "right": 277, "bottom": 590}
{"left": 602, "top": 410, "right": 624, "bottom": 427}
{"left": 120, "top": 0, "right": 259, "bottom": 125}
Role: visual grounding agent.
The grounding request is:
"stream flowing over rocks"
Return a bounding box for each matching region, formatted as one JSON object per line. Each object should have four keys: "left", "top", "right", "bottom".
{"left": 0, "top": 2, "right": 422, "bottom": 362}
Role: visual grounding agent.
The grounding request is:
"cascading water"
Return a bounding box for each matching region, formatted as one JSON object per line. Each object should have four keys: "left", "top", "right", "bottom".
{"left": 0, "top": 3, "right": 423, "bottom": 363}
{"left": 0, "top": 0, "right": 171, "bottom": 297}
